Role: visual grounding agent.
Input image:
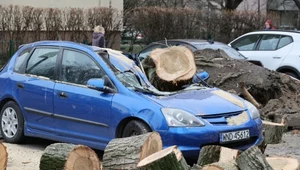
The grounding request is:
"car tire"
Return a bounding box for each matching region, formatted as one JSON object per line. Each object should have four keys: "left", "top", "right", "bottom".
{"left": 0, "top": 101, "right": 25, "bottom": 143}
{"left": 122, "top": 120, "right": 151, "bottom": 137}
{"left": 284, "top": 72, "right": 300, "bottom": 79}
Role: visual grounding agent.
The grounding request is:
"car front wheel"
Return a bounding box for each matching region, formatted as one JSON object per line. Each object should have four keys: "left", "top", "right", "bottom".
{"left": 0, "top": 101, "right": 25, "bottom": 143}
{"left": 122, "top": 120, "right": 151, "bottom": 137}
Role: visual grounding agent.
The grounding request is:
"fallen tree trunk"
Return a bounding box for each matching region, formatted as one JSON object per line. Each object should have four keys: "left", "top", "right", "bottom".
{"left": 143, "top": 47, "right": 300, "bottom": 128}
{"left": 0, "top": 143, "right": 7, "bottom": 170}
{"left": 39, "top": 143, "right": 101, "bottom": 170}
{"left": 102, "top": 132, "right": 162, "bottom": 170}
{"left": 259, "top": 120, "right": 286, "bottom": 153}
{"left": 236, "top": 146, "right": 273, "bottom": 170}
{"left": 266, "top": 157, "right": 300, "bottom": 170}
{"left": 137, "top": 145, "right": 190, "bottom": 170}
{"left": 197, "top": 145, "right": 240, "bottom": 166}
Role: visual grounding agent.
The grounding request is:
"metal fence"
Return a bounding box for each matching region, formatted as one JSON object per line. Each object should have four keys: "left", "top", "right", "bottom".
{"left": 0, "top": 40, "right": 16, "bottom": 66}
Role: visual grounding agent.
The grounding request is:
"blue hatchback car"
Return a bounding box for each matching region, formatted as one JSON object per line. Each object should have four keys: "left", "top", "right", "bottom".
{"left": 0, "top": 41, "right": 263, "bottom": 160}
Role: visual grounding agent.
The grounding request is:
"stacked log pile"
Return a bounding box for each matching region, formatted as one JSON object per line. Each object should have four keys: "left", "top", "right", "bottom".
{"left": 37, "top": 131, "right": 299, "bottom": 170}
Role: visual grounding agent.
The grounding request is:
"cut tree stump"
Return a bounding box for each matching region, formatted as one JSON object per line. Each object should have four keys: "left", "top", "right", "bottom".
{"left": 39, "top": 143, "right": 101, "bottom": 170}
{"left": 236, "top": 146, "right": 273, "bottom": 170}
{"left": 201, "top": 161, "right": 239, "bottom": 170}
{"left": 0, "top": 143, "right": 7, "bottom": 170}
{"left": 258, "top": 120, "right": 286, "bottom": 153}
{"left": 102, "top": 132, "right": 162, "bottom": 170}
{"left": 266, "top": 157, "right": 300, "bottom": 170}
{"left": 137, "top": 145, "right": 190, "bottom": 170}
{"left": 197, "top": 145, "right": 240, "bottom": 166}
{"left": 142, "top": 46, "right": 196, "bottom": 91}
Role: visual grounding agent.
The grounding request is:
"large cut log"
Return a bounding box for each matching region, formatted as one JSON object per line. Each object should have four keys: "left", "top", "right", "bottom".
{"left": 258, "top": 120, "right": 286, "bottom": 153}
{"left": 197, "top": 145, "right": 240, "bottom": 166}
{"left": 39, "top": 143, "right": 101, "bottom": 170}
{"left": 236, "top": 146, "right": 273, "bottom": 170}
{"left": 0, "top": 143, "right": 7, "bottom": 170}
{"left": 102, "top": 132, "right": 162, "bottom": 170}
{"left": 137, "top": 145, "right": 190, "bottom": 170}
{"left": 266, "top": 157, "right": 300, "bottom": 170}
{"left": 142, "top": 46, "right": 196, "bottom": 91}
{"left": 201, "top": 161, "right": 239, "bottom": 170}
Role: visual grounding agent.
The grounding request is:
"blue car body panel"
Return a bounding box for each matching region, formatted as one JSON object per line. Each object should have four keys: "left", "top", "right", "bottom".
{"left": 0, "top": 41, "right": 263, "bottom": 158}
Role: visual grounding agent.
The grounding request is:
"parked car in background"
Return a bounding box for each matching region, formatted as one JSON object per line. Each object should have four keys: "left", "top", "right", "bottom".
{"left": 0, "top": 41, "right": 263, "bottom": 162}
{"left": 133, "top": 39, "right": 246, "bottom": 62}
{"left": 121, "top": 28, "right": 144, "bottom": 44}
{"left": 229, "top": 30, "right": 300, "bottom": 79}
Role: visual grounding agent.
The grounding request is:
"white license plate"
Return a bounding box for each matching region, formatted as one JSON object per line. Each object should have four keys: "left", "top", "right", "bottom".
{"left": 220, "top": 129, "right": 250, "bottom": 143}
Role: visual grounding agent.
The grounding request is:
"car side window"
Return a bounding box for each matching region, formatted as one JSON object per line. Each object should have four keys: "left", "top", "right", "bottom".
{"left": 61, "top": 50, "right": 105, "bottom": 85}
{"left": 257, "top": 35, "right": 280, "bottom": 51}
{"left": 231, "top": 35, "right": 261, "bottom": 51}
{"left": 25, "top": 48, "right": 59, "bottom": 79}
{"left": 277, "top": 36, "right": 293, "bottom": 49}
{"left": 138, "top": 44, "right": 167, "bottom": 61}
{"left": 14, "top": 50, "right": 31, "bottom": 73}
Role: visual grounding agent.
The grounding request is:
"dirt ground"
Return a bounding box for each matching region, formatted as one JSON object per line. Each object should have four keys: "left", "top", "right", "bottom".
{"left": 1, "top": 131, "right": 300, "bottom": 170}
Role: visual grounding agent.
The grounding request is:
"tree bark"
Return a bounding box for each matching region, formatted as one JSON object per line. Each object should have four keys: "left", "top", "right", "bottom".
{"left": 102, "top": 132, "right": 162, "bottom": 170}
{"left": 39, "top": 143, "right": 101, "bottom": 170}
{"left": 197, "top": 145, "right": 240, "bottom": 166}
{"left": 0, "top": 143, "right": 7, "bottom": 170}
{"left": 137, "top": 145, "right": 190, "bottom": 170}
{"left": 236, "top": 146, "right": 273, "bottom": 170}
{"left": 266, "top": 157, "right": 300, "bottom": 170}
{"left": 258, "top": 121, "right": 286, "bottom": 153}
{"left": 202, "top": 161, "right": 239, "bottom": 170}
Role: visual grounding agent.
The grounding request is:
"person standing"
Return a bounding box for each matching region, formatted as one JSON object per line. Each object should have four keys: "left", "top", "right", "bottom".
{"left": 92, "top": 26, "right": 106, "bottom": 48}
{"left": 264, "top": 19, "right": 276, "bottom": 30}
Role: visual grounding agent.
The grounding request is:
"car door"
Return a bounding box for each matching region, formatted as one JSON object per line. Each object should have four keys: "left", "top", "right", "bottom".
{"left": 230, "top": 34, "right": 262, "bottom": 62}
{"left": 53, "top": 48, "right": 114, "bottom": 144}
{"left": 249, "top": 34, "right": 293, "bottom": 70}
{"left": 12, "top": 47, "right": 59, "bottom": 133}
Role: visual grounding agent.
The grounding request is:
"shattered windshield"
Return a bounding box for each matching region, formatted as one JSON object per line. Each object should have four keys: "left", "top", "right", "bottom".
{"left": 97, "top": 50, "right": 172, "bottom": 95}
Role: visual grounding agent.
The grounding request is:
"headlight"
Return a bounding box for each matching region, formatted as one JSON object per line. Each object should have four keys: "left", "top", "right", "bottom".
{"left": 245, "top": 100, "right": 260, "bottom": 119}
{"left": 161, "top": 108, "right": 205, "bottom": 127}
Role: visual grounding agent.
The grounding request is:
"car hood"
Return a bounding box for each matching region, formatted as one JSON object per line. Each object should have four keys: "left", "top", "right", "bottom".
{"left": 143, "top": 88, "right": 245, "bottom": 115}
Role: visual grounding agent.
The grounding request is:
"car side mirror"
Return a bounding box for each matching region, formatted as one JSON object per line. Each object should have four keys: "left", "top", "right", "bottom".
{"left": 87, "top": 78, "right": 115, "bottom": 93}
{"left": 192, "top": 71, "right": 209, "bottom": 83}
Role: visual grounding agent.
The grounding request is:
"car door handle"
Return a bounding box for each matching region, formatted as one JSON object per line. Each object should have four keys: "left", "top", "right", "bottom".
{"left": 17, "top": 83, "right": 24, "bottom": 89}
{"left": 58, "top": 92, "right": 67, "bottom": 98}
{"left": 273, "top": 56, "right": 281, "bottom": 59}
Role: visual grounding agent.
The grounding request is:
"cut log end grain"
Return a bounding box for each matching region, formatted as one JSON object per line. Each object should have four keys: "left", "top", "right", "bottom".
{"left": 197, "top": 145, "right": 240, "bottom": 166}
{"left": 137, "top": 145, "right": 190, "bottom": 170}
{"left": 102, "top": 132, "right": 162, "bottom": 170}
{"left": 266, "top": 157, "right": 300, "bottom": 170}
{"left": 202, "top": 161, "right": 239, "bottom": 170}
{"left": 39, "top": 143, "right": 101, "bottom": 170}
{"left": 0, "top": 143, "right": 8, "bottom": 170}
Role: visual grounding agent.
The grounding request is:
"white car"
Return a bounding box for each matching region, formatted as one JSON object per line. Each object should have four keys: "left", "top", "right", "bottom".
{"left": 229, "top": 30, "right": 300, "bottom": 79}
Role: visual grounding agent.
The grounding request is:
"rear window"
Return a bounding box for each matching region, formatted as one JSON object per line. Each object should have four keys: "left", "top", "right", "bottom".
{"left": 277, "top": 36, "right": 293, "bottom": 49}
